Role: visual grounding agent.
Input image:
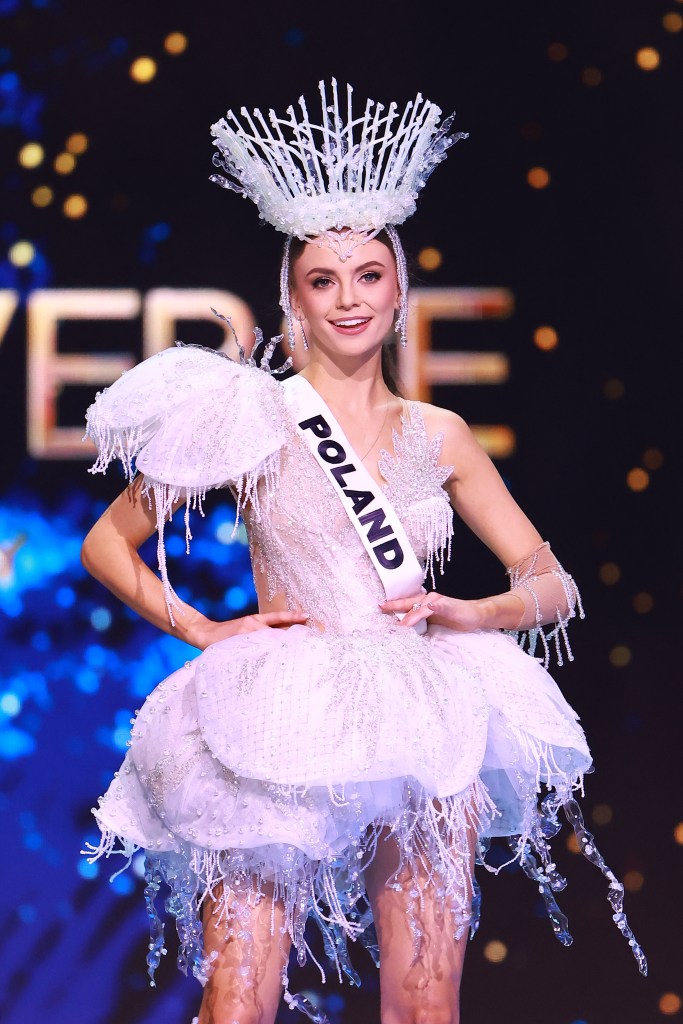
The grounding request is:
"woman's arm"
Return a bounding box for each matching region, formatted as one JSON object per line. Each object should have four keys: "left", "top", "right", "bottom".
{"left": 81, "top": 476, "right": 306, "bottom": 649}
{"left": 381, "top": 406, "right": 579, "bottom": 634}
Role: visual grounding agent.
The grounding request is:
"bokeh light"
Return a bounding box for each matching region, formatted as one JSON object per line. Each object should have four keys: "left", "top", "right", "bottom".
{"left": 18, "top": 141, "right": 44, "bottom": 168}
{"left": 566, "top": 832, "right": 581, "bottom": 854}
{"left": 623, "top": 870, "right": 644, "bottom": 893}
{"left": 627, "top": 467, "right": 649, "bottom": 492}
{"left": 0, "top": 692, "right": 21, "bottom": 715}
{"left": 418, "top": 247, "right": 442, "bottom": 271}
{"left": 642, "top": 447, "right": 663, "bottom": 470}
{"left": 130, "top": 56, "right": 157, "bottom": 83}
{"left": 164, "top": 31, "right": 188, "bottom": 54}
{"left": 547, "top": 42, "right": 568, "bottom": 61}
{"left": 663, "top": 12, "right": 683, "bottom": 32}
{"left": 632, "top": 592, "right": 654, "bottom": 614}
{"left": 659, "top": 993, "right": 682, "bottom": 1015}
{"left": 66, "top": 132, "right": 88, "bottom": 154}
{"left": 609, "top": 645, "right": 632, "bottom": 668}
{"left": 581, "top": 67, "right": 603, "bottom": 86}
{"left": 599, "top": 562, "right": 621, "bottom": 585}
{"left": 591, "top": 804, "right": 613, "bottom": 826}
{"left": 54, "top": 152, "right": 76, "bottom": 174}
{"left": 63, "top": 194, "right": 88, "bottom": 219}
{"left": 527, "top": 166, "right": 550, "bottom": 189}
{"left": 603, "top": 377, "right": 625, "bottom": 399}
{"left": 31, "top": 185, "right": 53, "bottom": 207}
{"left": 483, "top": 939, "right": 508, "bottom": 963}
{"left": 8, "top": 240, "right": 35, "bottom": 267}
{"left": 636, "top": 47, "right": 661, "bottom": 71}
{"left": 674, "top": 823, "right": 683, "bottom": 846}
{"left": 533, "top": 325, "right": 558, "bottom": 350}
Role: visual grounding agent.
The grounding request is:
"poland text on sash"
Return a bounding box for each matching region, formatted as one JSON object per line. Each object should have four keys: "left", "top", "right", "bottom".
{"left": 282, "top": 374, "right": 425, "bottom": 605}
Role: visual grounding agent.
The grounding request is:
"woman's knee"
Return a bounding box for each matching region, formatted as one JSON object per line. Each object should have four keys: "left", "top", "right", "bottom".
{"left": 198, "top": 974, "right": 284, "bottom": 1024}
{"left": 381, "top": 1004, "right": 460, "bottom": 1024}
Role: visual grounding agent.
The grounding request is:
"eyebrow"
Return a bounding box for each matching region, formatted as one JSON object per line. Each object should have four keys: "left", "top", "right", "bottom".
{"left": 305, "top": 260, "right": 386, "bottom": 277}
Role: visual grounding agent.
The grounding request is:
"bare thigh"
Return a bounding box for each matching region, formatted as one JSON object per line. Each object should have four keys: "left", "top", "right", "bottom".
{"left": 197, "top": 881, "right": 291, "bottom": 1024}
{"left": 364, "top": 826, "right": 475, "bottom": 1024}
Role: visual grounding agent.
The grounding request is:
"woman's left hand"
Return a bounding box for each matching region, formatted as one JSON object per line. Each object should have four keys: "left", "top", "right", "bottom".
{"left": 380, "top": 592, "right": 488, "bottom": 632}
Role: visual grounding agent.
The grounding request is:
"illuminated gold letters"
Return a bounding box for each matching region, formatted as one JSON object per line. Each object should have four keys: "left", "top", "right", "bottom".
{"left": 400, "top": 288, "right": 516, "bottom": 458}
{"left": 17, "top": 286, "right": 515, "bottom": 460}
{"left": 27, "top": 290, "right": 140, "bottom": 459}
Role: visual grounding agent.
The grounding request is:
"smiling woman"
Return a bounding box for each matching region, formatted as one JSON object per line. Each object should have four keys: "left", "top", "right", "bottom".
{"left": 288, "top": 229, "right": 405, "bottom": 397}
{"left": 79, "top": 80, "right": 645, "bottom": 1024}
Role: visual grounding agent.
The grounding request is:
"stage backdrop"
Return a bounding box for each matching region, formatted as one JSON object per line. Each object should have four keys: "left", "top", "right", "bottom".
{"left": 1, "top": 3, "right": 680, "bottom": 1023}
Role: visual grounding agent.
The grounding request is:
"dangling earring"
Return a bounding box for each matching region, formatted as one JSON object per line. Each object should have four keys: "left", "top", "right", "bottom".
{"left": 385, "top": 224, "right": 409, "bottom": 348}
{"left": 297, "top": 316, "right": 309, "bottom": 351}
{"left": 279, "top": 236, "right": 297, "bottom": 351}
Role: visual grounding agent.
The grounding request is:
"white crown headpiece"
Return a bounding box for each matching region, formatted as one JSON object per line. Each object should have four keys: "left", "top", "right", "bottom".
{"left": 210, "top": 79, "right": 466, "bottom": 243}
{"left": 210, "top": 80, "right": 466, "bottom": 349}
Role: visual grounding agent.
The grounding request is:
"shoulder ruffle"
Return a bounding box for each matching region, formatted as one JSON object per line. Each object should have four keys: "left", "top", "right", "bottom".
{"left": 85, "top": 343, "right": 289, "bottom": 621}
{"left": 86, "top": 343, "right": 287, "bottom": 493}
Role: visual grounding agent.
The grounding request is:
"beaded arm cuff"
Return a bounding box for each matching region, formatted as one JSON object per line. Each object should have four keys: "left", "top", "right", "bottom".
{"left": 506, "top": 541, "right": 584, "bottom": 668}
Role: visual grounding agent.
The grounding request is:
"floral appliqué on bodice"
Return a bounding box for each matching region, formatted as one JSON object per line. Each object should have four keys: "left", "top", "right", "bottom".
{"left": 247, "top": 399, "right": 454, "bottom": 636}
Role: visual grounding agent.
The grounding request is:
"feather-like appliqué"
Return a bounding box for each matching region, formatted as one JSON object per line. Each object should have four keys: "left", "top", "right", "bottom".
{"left": 379, "top": 403, "right": 454, "bottom": 587}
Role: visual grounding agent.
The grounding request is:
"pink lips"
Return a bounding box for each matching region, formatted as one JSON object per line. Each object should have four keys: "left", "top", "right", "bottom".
{"left": 329, "top": 317, "right": 372, "bottom": 336}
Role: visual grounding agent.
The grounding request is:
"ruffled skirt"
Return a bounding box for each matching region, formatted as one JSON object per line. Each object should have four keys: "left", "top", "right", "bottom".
{"left": 85, "top": 623, "right": 646, "bottom": 991}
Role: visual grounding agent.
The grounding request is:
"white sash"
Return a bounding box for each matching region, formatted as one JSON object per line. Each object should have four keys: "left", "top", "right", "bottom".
{"left": 282, "top": 374, "right": 424, "bottom": 604}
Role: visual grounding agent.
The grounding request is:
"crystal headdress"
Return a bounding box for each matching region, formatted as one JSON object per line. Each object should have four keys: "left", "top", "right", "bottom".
{"left": 210, "top": 79, "right": 467, "bottom": 347}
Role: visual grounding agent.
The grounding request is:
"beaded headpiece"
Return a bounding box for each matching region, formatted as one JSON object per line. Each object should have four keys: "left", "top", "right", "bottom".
{"left": 210, "top": 79, "right": 467, "bottom": 348}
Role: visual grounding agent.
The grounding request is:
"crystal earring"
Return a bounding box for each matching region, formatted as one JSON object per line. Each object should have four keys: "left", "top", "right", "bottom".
{"left": 385, "top": 224, "right": 409, "bottom": 348}
{"left": 297, "top": 316, "right": 309, "bottom": 351}
{"left": 279, "top": 236, "right": 296, "bottom": 351}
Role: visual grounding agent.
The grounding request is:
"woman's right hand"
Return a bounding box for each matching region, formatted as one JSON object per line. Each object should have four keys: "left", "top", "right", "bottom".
{"left": 190, "top": 610, "right": 309, "bottom": 651}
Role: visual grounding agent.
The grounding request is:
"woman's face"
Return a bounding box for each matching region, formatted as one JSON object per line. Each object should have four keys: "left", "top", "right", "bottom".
{"left": 290, "top": 235, "right": 400, "bottom": 360}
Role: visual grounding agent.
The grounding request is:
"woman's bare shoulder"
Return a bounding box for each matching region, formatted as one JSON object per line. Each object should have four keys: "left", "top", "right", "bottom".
{"left": 411, "top": 400, "right": 485, "bottom": 477}
{"left": 412, "top": 401, "right": 473, "bottom": 441}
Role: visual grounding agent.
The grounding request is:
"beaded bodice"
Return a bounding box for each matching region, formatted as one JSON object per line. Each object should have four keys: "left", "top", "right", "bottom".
{"left": 247, "top": 401, "right": 454, "bottom": 635}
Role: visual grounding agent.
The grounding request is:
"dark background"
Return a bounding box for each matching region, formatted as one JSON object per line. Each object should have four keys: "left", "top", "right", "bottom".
{"left": 1, "top": 2, "right": 680, "bottom": 1023}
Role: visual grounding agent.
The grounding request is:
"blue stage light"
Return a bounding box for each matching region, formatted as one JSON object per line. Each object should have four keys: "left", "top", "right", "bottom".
{"left": 149, "top": 222, "right": 171, "bottom": 242}
{"left": 55, "top": 586, "right": 76, "bottom": 607}
{"left": 76, "top": 668, "right": 99, "bottom": 693}
{"left": 225, "top": 585, "right": 248, "bottom": 610}
{"left": 111, "top": 872, "right": 134, "bottom": 895}
{"left": 0, "top": 691, "right": 21, "bottom": 716}
{"left": 0, "top": 70, "right": 19, "bottom": 92}
{"left": 0, "top": 724, "right": 35, "bottom": 758}
{"left": 283, "top": 27, "right": 305, "bottom": 46}
{"left": 23, "top": 831, "right": 43, "bottom": 850}
{"left": 78, "top": 858, "right": 99, "bottom": 879}
{"left": 90, "top": 607, "right": 112, "bottom": 631}
{"left": 165, "top": 533, "right": 186, "bottom": 557}
{"left": 31, "top": 630, "right": 51, "bottom": 651}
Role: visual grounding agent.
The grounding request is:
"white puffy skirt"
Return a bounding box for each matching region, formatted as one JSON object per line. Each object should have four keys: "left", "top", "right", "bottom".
{"left": 87, "top": 623, "right": 632, "bottom": 990}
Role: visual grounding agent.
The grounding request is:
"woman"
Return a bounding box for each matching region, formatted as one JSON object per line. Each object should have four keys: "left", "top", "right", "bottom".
{"left": 82, "top": 82, "right": 644, "bottom": 1024}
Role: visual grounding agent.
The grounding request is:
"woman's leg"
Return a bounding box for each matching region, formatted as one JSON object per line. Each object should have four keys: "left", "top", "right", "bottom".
{"left": 197, "top": 881, "right": 291, "bottom": 1024}
{"left": 364, "top": 826, "right": 474, "bottom": 1024}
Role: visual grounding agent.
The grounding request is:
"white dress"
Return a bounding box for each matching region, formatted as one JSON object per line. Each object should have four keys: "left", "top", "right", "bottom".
{"left": 83, "top": 343, "right": 646, "bottom": 999}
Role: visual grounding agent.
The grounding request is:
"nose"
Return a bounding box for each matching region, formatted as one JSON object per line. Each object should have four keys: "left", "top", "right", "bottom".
{"left": 336, "top": 278, "right": 359, "bottom": 310}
